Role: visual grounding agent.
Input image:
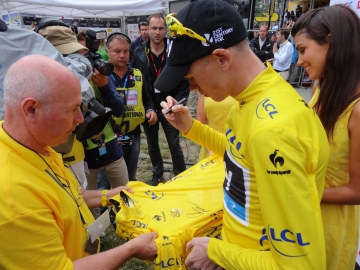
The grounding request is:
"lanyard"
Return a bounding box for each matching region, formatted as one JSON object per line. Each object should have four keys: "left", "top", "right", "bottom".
{"left": 150, "top": 53, "right": 165, "bottom": 78}
{"left": 45, "top": 169, "right": 86, "bottom": 225}
{"left": 111, "top": 73, "right": 128, "bottom": 88}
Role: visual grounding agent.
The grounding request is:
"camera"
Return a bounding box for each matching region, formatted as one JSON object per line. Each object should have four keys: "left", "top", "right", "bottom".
{"left": 85, "top": 29, "right": 114, "bottom": 76}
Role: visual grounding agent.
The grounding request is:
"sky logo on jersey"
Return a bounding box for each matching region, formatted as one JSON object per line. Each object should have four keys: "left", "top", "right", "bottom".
{"left": 225, "top": 128, "right": 244, "bottom": 160}
{"left": 260, "top": 225, "right": 310, "bottom": 257}
{"left": 223, "top": 152, "right": 250, "bottom": 225}
{"left": 256, "top": 98, "right": 278, "bottom": 119}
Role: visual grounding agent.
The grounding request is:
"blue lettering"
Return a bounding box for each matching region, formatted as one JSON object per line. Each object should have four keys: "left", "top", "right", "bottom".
{"left": 270, "top": 228, "right": 282, "bottom": 241}
{"left": 270, "top": 228, "right": 310, "bottom": 246}
{"left": 264, "top": 103, "right": 275, "bottom": 111}
{"left": 281, "top": 229, "right": 295, "bottom": 243}
{"left": 261, "top": 98, "right": 278, "bottom": 119}
{"left": 269, "top": 111, "right": 279, "bottom": 118}
{"left": 297, "top": 233, "right": 310, "bottom": 246}
{"left": 161, "top": 261, "right": 168, "bottom": 268}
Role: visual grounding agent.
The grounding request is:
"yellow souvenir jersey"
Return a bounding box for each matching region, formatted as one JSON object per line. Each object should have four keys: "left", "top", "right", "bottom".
{"left": 185, "top": 66, "right": 329, "bottom": 269}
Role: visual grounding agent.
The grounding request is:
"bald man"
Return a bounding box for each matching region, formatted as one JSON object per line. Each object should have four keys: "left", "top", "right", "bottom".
{"left": 0, "top": 55, "right": 157, "bottom": 269}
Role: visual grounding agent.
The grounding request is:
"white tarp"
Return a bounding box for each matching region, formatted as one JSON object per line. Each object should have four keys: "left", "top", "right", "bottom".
{"left": 0, "top": 0, "right": 168, "bottom": 18}
{"left": 330, "top": 0, "right": 360, "bottom": 17}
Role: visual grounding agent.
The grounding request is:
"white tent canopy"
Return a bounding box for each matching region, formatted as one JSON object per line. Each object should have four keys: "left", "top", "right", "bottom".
{"left": 0, "top": 0, "right": 169, "bottom": 18}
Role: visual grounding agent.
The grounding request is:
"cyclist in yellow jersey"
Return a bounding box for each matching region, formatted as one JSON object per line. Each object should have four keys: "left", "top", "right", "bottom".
{"left": 292, "top": 6, "right": 360, "bottom": 269}
{"left": 154, "top": 0, "right": 329, "bottom": 269}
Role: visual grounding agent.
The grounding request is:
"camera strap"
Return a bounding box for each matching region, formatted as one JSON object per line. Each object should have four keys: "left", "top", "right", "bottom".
{"left": 110, "top": 72, "right": 129, "bottom": 135}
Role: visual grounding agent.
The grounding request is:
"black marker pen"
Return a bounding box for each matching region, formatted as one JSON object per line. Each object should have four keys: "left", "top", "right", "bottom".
{"left": 165, "top": 98, "right": 188, "bottom": 114}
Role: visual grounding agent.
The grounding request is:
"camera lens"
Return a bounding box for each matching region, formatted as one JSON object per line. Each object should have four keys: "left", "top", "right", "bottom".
{"left": 94, "top": 59, "right": 114, "bottom": 76}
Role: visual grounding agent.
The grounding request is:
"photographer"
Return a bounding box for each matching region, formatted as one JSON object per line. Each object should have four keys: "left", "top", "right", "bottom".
{"left": 38, "top": 24, "right": 129, "bottom": 215}
{"left": 106, "top": 32, "right": 157, "bottom": 181}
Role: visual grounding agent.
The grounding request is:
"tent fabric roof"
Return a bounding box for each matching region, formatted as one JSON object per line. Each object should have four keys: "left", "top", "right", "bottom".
{"left": 1, "top": 0, "right": 169, "bottom": 18}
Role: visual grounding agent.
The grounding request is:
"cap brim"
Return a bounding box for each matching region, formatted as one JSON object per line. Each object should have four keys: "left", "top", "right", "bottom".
{"left": 55, "top": 42, "right": 88, "bottom": 55}
{"left": 154, "top": 63, "right": 191, "bottom": 92}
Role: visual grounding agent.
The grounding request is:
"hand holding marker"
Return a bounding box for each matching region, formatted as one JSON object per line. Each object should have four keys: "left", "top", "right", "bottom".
{"left": 165, "top": 98, "right": 188, "bottom": 114}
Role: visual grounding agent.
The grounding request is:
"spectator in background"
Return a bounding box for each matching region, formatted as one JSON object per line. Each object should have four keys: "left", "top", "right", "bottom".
{"left": 132, "top": 13, "right": 189, "bottom": 186}
{"left": 287, "top": 38, "right": 299, "bottom": 84}
{"left": 293, "top": 5, "right": 360, "bottom": 269}
{"left": 71, "top": 29, "right": 130, "bottom": 219}
{"left": 131, "top": 21, "right": 149, "bottom": 52}
{"left": 295, "top": 4, "right": 303, "bottom": 18}
{"left": 271, "top": 28, "right": 293, "bottom": 80}
{"left": 290, "top": 10, "right": 296, "bottom": 21}
{"left": 77, "top": 30, "right": 108, "bottom": 60}
{"left": 270, "top": 33, "right": 277, "bottom": 43}
{"left": 106, "top": 32, "right": 157, "bottom": 181}
{"left": 187, "top": 90, "right": 198, "bottom": 118}
{"left": 249, "top": 25, "right": 274, "bottom": 62}
{"left": 77, "top": 30, "right": 129, "bottom": 217}
{"left": 283, "top": 9, "right": 290, "bottom": 24}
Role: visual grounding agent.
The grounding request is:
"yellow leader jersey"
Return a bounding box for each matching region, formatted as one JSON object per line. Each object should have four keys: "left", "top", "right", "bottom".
{"left": 185, "top": 66, "right": 329, "bottom": 269}
{"left": 0, "top": 122, "right": 95, "bottom": 269}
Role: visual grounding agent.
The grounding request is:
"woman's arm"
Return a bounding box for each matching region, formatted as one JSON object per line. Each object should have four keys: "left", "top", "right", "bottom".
{"left": 322, "top": 100, "right": 360, "bottom": 204}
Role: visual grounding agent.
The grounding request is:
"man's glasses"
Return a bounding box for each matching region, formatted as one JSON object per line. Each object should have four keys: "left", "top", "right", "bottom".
{"left": 55, "top": 173, "right": 85, "bottom": 207}
{"left": 166, "top": 13, "right": 222, "bottom": 49}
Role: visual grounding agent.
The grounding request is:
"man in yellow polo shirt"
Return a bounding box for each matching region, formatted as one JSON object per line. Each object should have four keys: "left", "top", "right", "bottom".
{"left": 0, "top": 55, "right": 157, "bottom": 269}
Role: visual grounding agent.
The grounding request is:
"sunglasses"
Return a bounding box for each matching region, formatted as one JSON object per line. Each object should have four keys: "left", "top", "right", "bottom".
{"left": 166, "top": 13, "right": 222, "bottom": 49}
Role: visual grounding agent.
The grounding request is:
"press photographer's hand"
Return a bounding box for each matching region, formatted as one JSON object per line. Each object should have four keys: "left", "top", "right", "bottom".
{"left": 161, "top": 96, "right": 193, "bottom": 133}
{"left": 92, "top": 68, "right": 108, "bottom": 87}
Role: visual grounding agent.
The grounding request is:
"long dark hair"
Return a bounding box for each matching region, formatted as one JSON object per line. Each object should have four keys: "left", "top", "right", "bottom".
{"left": 291, "top": 5, "right": 360, "bottom": 139}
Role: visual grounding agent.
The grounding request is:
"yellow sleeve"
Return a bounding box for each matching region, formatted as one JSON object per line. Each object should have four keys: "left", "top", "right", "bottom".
{"left": 184, "top": 119, "right": 227, "bottom": 158}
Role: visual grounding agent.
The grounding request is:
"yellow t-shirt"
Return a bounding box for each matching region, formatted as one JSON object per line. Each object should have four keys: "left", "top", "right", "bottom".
{"left": 198, "top": 96, "right": 236, "bottom": 161}
{"left": 310, "top": 90, "right": 360, "bottom": 270}
{"left": 185, "top": 66, "right": 329, "bottom": 269}
{"left": 0, "top": 121, "right": 95, "bottom": 269}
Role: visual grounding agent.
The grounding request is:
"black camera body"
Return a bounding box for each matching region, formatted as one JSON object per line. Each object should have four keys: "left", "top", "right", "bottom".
{"left": 85, "top": 29, "right": 114, "bottom": 76}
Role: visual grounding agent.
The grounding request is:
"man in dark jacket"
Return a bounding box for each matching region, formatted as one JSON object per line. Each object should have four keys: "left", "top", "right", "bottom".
{"left": 131, "top": 21, "right": 149, "bottom": 52}
{"left": 249, "top": 25, "right": 274, "bottom": 62}
{"left": 132, "top": 13, "right": 189, "bottom": 186}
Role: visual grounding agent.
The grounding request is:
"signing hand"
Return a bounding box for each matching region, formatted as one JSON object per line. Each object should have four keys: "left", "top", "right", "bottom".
{"left": 160, "top": 96, "right": 193, "bottom": 133}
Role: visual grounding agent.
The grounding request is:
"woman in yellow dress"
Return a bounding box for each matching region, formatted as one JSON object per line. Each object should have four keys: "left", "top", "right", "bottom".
{"left": 292, "top": 5, "right": 360, "bottom": 270}
{"left": 196, "top": 93, "right": 235, "bottom": 161}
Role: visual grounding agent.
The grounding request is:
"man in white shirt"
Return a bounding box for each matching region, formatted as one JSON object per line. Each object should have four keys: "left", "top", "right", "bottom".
{"left": 271, "top": 28, "right": 294, "bottom": 80}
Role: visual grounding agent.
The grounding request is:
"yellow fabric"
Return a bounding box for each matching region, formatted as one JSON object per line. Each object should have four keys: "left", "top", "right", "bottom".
{"left": 185, "top": 65, "right": 329, "bottom": 269}
{"left": 62, "top": 136, "right": 85, "bottom": 165}
{"left": 0, "top": 122, "right": 95, "bottom": 269}
{"left": 310, "top": 89, "right": 360, "bottom": 270}
{"left": 113, "top": 69, "right": 145, "bottom": 133}
{"left": 84, "top": 122, "right": 115, "bottom": 149}
{"left": 112, "top": 155, "right": 225, "bottom": 269}
{"left": 198, "top": 96, "right": 236, "bottom": 161}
